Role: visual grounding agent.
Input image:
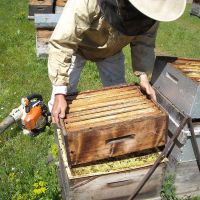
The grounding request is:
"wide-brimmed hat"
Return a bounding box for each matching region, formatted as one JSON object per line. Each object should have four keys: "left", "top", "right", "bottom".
{"left": 128, "top": 0, "right": 187, "bottom": 22}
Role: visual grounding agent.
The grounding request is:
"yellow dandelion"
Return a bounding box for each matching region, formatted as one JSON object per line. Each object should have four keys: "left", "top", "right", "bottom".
{"left": 40, "top": 187, "right": 47, "bottom": 193}
{"left": 33, "top": 182, "right": 39, "bottom": 188}
{"left": 39, "top": 181, "right": 45, "bottom": 187}
{"left": 9, "top": 172, "right": 16, "bottom": 180}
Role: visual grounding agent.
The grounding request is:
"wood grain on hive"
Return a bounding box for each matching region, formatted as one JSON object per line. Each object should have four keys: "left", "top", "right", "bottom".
{"left": 64, "top": 85, "right": 168, "bottom": 166}
{"left": 57, "top": 128, "right": 166, "bottom": 200}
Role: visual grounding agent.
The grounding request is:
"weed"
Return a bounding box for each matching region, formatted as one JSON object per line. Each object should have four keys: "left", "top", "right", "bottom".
{"left": 161, "top": 174, "right": 200, "bottom": 200}
{"left": 161, "top": 174, "right": 180, "bottom": 200}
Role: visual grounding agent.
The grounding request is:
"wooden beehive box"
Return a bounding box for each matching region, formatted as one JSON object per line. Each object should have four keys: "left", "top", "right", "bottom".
{"left": 64, "top": 85, "right": 168, "bottom": 166}
{"left": 57, "top": 128, "right": 166, "bottom": 200}
{"left": 28, "top": 0, "right": 54, "bottom": 19}
{"left": 36, "top": 28, "right": 53, "bottom": 57}
{"left": 55, "top": 0, "right": 67, "bottom": 13}
{"left": 56, "top": 0, "right": 67, "bottom": 7}
{"left": 34, "top": 13, "right": 61, "bottom": 57}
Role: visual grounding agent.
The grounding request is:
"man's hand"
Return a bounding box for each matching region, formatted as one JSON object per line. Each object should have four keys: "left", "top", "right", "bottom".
{"left": 51, "top": 94, "right": 67, "bottom": 128}
{"left": 139, "top": 74, "right": 157, "bottom": 102}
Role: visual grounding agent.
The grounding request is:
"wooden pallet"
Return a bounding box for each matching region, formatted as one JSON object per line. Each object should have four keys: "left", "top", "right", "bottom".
{"left": 64, "top": 85, "right": 168, "bottom": 166}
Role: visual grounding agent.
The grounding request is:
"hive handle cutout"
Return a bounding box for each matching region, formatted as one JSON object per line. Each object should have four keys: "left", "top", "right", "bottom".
{"left": 107, "top": 179, "right": 133, "bottom": 187}
{"left": 37, "top": 7, "right": 45, "bottom": 11}
{"left": 106, "top": 134, "right": 135, "bottom": 145}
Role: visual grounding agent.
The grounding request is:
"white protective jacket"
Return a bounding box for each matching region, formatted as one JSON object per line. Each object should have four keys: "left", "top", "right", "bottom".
{"left": 48, "top": 0, "right": 159, "bottom": 88}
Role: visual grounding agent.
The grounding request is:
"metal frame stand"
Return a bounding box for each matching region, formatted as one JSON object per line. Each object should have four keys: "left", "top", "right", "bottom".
{"left": 128, "top": 116, "right": 200, "bottom": 200}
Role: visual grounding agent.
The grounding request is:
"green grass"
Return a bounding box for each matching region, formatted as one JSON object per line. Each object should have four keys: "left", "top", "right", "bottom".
{"left": 161, "top": 174, "right": 179, "bottom": 200}
{"left": 156, "top": 5, "right": 200, "bottom": 58}
{"left": 0, "top": 129, "right": 60, "bottom": 200}
{"left": 0, "top": 1, "right": 200, "bottom": 199}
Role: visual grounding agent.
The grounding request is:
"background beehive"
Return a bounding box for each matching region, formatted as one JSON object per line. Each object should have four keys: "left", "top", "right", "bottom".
{"left": 36, "top": 29, "right": 53, "bottom": 57}
{"left": 28, "top": 0, "right": 54, "bottom": 19}
{"left": 56, "top": 0, "right": 67, "bottom": 7}
{"left": 64, "top": 85, "right": 167, "bottom": 166}
{"left": 171, "top": 60, "right": 200, "bottom": 83}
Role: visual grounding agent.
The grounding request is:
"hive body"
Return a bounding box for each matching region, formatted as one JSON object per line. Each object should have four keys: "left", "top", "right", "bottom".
{"left": 152, "top": 57, "right": 200, "bottom": 119}
{"left": 64, "top": 85, "right": 167, "bottom": 166}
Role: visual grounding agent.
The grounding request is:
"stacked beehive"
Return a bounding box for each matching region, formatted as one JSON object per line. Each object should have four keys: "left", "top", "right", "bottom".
{"left": 191, "top": 0, "right": 200, "bottom": 17}
{"left": 172, "top": 60, "right": 200, "bottom": 82}
{"left": 35, "top": 14, "right": 60, "bottom": 57}
{"left": 29, "top": 0, "right": 66, "bottom": 57}
{"left": 55, "top": 0, "right": 67, "bottom": 13}
{"left": 56, "top": 84, "right": 168, "bottom": 199}
{"left": 28, "top": 0, "right": 67, "bottom": 18}
{"left": 28, "top": 0, "right": 54, "bottom": 19}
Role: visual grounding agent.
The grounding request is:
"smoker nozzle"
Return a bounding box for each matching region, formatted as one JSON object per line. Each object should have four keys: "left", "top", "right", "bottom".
{"left": 0, "top": 115, "right": 15, "bottom": 135}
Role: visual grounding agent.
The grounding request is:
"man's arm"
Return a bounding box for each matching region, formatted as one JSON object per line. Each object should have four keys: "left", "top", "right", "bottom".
{"left": 48, "top": 0, "right": 99, "bottom": 127}
{"left": 130, "top": 22, "right": 159, "bottom": 101}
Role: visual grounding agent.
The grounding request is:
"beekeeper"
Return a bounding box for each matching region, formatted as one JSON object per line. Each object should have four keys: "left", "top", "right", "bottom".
{"left": 48, "top": 0, "right": 186, "bottom": 127}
